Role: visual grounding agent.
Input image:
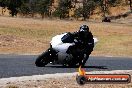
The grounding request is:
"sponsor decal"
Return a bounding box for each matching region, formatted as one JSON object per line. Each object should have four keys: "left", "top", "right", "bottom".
{"left": 76, "top": 66, "right": 131, "bottom": 85}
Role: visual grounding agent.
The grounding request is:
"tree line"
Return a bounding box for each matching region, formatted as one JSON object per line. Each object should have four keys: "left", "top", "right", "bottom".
{"left": 0, "top": 0, "right": 131, "bottom": 20}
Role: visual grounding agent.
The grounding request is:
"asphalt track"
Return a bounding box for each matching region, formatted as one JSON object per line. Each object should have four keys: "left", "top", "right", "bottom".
{"left": 0, "top": 54, "right": 132, "bottom": 78}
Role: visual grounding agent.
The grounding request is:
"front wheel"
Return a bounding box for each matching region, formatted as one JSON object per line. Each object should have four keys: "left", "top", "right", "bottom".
{"left": 35, "top": 50, "right": 50, "bottom": 67}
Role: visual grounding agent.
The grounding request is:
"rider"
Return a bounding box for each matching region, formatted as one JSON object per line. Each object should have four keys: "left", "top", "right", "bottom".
{"left": 66, "top": 25, "right": 94, "bottom": 66}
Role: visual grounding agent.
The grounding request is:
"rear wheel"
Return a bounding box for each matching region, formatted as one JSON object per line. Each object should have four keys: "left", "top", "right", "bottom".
{"left": 62, "top": 59, "right": 77, "bottom": 67}
{"left": 35, "top": 50, "right": 50, "bottom": 67}
{"left": 68, "top": 60, "right": 78, "bottom": 67}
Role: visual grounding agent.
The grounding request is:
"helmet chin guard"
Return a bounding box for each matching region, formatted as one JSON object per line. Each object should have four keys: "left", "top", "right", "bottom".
{"left": 79, "top": 25, "right": 89, "bottom": 32}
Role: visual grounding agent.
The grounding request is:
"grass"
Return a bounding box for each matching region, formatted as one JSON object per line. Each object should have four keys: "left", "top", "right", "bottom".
{"left": 0, "top": 16, "right": 132, "bottom": 56}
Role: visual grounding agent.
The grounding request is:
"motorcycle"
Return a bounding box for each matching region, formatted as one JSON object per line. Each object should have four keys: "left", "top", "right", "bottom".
{"left": 35, "top": 32, "right": 98, "bottom": 67}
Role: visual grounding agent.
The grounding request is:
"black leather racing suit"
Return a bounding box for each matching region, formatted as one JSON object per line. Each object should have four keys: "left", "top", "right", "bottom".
{"left": 66, "top": 31, "right": 94, "bottom": 66}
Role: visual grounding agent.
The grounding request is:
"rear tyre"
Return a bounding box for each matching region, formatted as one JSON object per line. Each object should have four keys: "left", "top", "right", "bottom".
{"left": 68, "top": 62, "right": 77, "bottom": 67}
{"left": 35, "top": 50, "right": 50, "bottom": 67}
{"left": 62, "top": 59, "right": 76, "bottom": 67}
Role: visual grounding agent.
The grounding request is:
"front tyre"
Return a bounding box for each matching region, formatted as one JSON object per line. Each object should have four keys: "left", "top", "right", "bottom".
{"left": 35, "top": 50, "right": 50, "bottom": 67}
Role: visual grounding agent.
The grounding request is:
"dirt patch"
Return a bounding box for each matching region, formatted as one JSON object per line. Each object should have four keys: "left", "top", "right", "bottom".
{"left": 0, "top": 34, "right": 49, "bottom": 54}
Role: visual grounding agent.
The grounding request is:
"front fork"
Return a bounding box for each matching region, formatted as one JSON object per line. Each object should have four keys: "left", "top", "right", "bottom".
{"left": 47, "top": 47, "right": 58, "bottom": 62}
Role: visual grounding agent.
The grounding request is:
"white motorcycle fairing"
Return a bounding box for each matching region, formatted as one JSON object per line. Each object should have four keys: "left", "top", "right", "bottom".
{"left": 50, "top": 33, "right": 74, "bottom": 63}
